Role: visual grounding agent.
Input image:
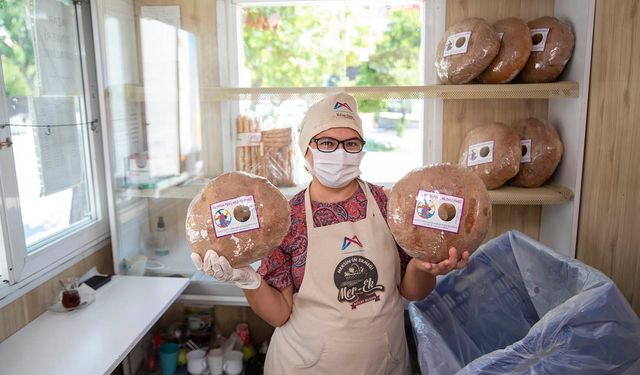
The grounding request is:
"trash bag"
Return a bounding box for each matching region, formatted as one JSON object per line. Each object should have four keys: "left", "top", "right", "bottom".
{"left": 409, "top": 230, "right": 640, "bottom": 375}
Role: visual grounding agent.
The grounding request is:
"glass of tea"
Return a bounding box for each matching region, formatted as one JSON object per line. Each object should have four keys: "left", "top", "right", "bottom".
{"left": 60, "top": 278, "right": 81, "bottom": 309}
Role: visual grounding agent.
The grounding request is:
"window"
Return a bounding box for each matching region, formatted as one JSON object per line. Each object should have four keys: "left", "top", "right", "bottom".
{"left": 219, "top": 0, "right": 432, "bottom": 184}
{"left": 0, "top": 0, "right": 108, "bottom": 298}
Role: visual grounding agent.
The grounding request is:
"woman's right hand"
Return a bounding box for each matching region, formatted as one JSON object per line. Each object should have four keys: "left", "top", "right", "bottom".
{"left": 191, "top": 250, "right": 261, "bottom": 289}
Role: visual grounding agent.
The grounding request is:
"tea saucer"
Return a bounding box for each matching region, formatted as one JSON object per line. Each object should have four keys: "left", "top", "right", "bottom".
{"left": 49, "top": 292, "right": 96, "bottom": 313}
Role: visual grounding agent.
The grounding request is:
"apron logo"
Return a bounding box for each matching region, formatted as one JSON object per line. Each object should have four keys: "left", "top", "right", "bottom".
{"left": 334, "top": 256, "right": 385, "bottom": 309}
{"left": 341, "top": 235, "right": 363, "bottom": 251}
{"left": 333, "top": 101, "right": 353, "bottom": 112}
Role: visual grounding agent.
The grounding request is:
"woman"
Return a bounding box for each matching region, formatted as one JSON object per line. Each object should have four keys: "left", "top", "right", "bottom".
{"left": 191, "top": 92, "right": 469, "bottom": 374}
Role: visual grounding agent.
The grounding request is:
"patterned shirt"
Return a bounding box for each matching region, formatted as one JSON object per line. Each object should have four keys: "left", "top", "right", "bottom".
{"left": 257, "top": 182, "right": 412, "bottom": 292}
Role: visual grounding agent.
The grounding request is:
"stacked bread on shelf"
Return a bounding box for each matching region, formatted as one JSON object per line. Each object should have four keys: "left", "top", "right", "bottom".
{"left": 458, "top": 123, "right": 522, "bottom": 189}
{"left": 436, "top": 16, "right": 575, "bottom": 84}
{"left": 458, "top": 118, "right": 563, "bottom": 189}
{"left": 235, "top": 114, "right": 297, "bottom": 187}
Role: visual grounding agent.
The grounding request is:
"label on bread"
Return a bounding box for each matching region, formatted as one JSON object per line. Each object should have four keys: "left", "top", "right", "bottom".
{"left": 210, "top": 195, "right": 260, "bottom": 237}
{"left": 467, "top": 141, "right": 494, "bottom": 166}
{"left": 530, "top": 28, "right": 550, "bottom": 52}
{"left": 443, "top": 31, "right": 472, "bottom": 57}
{"left": 520, "top": 139, "right": 532, "bottom": 163}
{"left": 236, "top": 132, "right": 262, "bottom": 147}
{"left": 412, "top": 190, "right": 464, "bottom": 233}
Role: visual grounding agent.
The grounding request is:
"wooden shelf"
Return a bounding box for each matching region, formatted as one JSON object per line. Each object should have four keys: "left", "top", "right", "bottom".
{"left": 121, "top": 184, "right": 204, "bottom": 199}
{"left": 488, "top": 184, "right": 574, "bottom": 205}
{"left": 121, "top": 181, "right": 573, "bottom": 206}
{"left": 112, "top": 81, "right": 579, "bottom": 103}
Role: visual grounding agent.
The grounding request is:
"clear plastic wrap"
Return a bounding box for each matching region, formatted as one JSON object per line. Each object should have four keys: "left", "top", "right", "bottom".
{"left": 387, "top": 164, "right": 491, "bottom": 263}
{"left": 435, "top": 17, "right": 501, "bottom": 84}
{"left": 409, "top": 231, "right": 640, "bottom": 375}
{"left": 261, "top": 128, "right": 298, "bottom": 187}
{"left": 519, "top": 16, "right": 575, "bottom": 83}
{"left": 458, "top": 122, "right": 521, "bottom": 190}
{"left": 185, "top": 171, "right": 290, "bottom": 268}
{"left": 236, "top": 114, "right": 263, "bottom": 176}
{"left": 478, "top": 18, "right": 532, "bottom": 84}
{"left": 509, "top": 117, "right": 563, "bottom": 188}
{"left": 236, "top": 114, "right": 298, "bottom": 187}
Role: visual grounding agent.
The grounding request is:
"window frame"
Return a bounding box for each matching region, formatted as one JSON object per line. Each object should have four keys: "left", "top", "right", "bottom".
{"left": 216, "top": 0, "right": 445, "bottom": 181}
{"left": 0, "top": 0, "right": 110, "bottom": 306}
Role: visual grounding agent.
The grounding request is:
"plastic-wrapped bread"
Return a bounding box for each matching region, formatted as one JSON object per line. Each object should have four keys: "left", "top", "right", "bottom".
{"left": 387, "top": 164, "right": 491, "bottom": 263}
{"left": 435, "top": 17, "right": 501, "bottom": 84}
{"left": 458, "top": 123, "right": 521, "bottom": 189}
{"left": 509, "top": 117, "right": 564, "bottom": 187}
{"left": 185, "top": 172, "right": 290, "bottom": 268}
{"left": 478, "top": 18, "right": 532, "bottom": 84}
{"left": 261, "top": 128, "right": 297, "bottom": 187}
{"left": 519, "top": 16, "right": 575, "bottom": 83}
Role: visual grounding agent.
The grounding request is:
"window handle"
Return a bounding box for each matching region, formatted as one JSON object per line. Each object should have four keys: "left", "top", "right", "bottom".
{"left": 0, "top": 137, "right": 12, "bottom": 149}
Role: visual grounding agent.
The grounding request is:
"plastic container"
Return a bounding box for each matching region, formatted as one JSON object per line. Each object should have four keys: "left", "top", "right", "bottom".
{"left": 158, "top": 343, "right": 179, "bottom": 375}
{"left": 151, "top": 216, "right": 169, "bottom": 256}
{"left": 124, "top": 255, "right": 147, "bottom": 276}
{"left": 409, "top": 230, "right": 640, "bottom": 374}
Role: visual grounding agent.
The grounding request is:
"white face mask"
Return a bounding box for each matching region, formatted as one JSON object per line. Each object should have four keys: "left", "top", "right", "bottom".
{"left": 306, "top": 147, "right": 365, "bottom": 188}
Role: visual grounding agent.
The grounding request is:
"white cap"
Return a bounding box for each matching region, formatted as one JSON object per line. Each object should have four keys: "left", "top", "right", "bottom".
{"left": 298, "top": 92, "right": 363, "bottom": 156}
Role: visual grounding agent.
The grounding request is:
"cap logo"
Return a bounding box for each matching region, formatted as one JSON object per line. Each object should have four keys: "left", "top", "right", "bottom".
{"left": 334, "top": 101, "right": 353, "bottom": 112}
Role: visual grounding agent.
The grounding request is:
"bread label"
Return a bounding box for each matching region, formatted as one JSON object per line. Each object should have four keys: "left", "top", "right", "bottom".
{"left": 210, "top": 195, "right": 260, "bottom": 237}
{"left": 531, "top": 28, "right": 550, "bottom": 52}
{"left": 467, "top": 141, "right": 494, "bottom": 166}
{"left": 412, "top": 190, "right": 464, "bottom": 233}
{"left": 236, "top": 132, "right": 262, "bottom": 147}
{"left": 443, "top": 31, "right": 472, "bottom": 57}
{"left": 521, "top": 139, "right": 532, "bottom": 163}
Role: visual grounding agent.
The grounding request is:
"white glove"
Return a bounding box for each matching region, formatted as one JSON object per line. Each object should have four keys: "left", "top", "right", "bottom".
{"left": 191, "top": 250, "right": 261, "bottom": 290}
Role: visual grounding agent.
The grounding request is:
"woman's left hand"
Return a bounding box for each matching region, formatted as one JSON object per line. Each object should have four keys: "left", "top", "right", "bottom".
{"left": 414, "top": 247, "right": 470, "bottom": 276}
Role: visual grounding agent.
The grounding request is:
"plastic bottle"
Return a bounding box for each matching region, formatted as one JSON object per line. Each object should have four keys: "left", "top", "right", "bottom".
{"left": 236, "top": 322, "right": 257, "bottom": 361}
{"left": 152, "top": 216, "right": 169, "bottom": 256}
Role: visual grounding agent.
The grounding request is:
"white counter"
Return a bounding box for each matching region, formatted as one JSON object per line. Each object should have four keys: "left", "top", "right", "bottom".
{"left": 0, "top": 275, "right": 189, "bottom": 375}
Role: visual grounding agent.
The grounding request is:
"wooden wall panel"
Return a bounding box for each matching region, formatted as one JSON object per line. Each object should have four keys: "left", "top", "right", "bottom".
{"left": 487, "top": 205, "right": 540, "bottom": 242}
{"left": 444, "top": 0, "right": 554, "bottom": 240}
{"left": 577, "top": 0, "right": 640, "bottom": 315}
{"left": 445, "top": 0, "right": 554, "bottom": 25}
{"left": 0, "top": 244, "right": 114, "bottom": 342}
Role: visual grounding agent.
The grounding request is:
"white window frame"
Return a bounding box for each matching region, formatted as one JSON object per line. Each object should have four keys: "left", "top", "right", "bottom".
{"left": 0, "top": 0, "right": 110, "bottom": 307}
{"left": 216, "top": 0, "right": 446, "bottom": 180}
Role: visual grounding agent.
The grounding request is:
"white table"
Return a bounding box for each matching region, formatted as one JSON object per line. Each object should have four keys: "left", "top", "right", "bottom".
{"left": 0, "top": 275, "right": 189, "bottom": 375}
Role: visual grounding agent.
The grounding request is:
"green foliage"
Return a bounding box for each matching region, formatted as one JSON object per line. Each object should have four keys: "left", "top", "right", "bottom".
{"left": 243, "top": 6, "right": 347, "bottom": 87}
{"left": 0, "top": 0, "right": 36, "bottom": 96}
{"left": 355, "top": 8, "right": 421, "bottom": 113}
{"left": 364, "top": 138, "right": 396, "bottom": 152}
{"left": 242, "top": 5, "right": 421, "bottom": 114}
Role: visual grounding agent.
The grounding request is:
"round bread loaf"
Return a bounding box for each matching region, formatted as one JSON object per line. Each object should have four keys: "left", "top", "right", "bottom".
{"left": 509, "top": 118, "right": 563, "bottom": 187}
{"left": 435, "top": 17, "right": 501, "bottom": 84}
{"left": 387, "top": 164, "right": 491, "bottom": 263}
{"left": 458, "top": 123, "right": 521, "bottom": 189}
{"left": 519, "top": 16, "right": 575, "bottom": 83}
{"left": 478, "top": 18, "right": 532, "bottom": 83}
{"left": 185, "top": 172, "right": 291, "bottom": 268}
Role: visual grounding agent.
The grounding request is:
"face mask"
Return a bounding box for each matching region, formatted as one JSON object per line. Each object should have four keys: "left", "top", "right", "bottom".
{"left": 306, "top": 147, "right": 365, "bottom": 188}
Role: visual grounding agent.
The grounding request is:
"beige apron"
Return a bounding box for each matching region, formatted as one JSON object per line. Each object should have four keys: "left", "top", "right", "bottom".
{"left": 264, "top": 180, "right": 410, "bottom": 375}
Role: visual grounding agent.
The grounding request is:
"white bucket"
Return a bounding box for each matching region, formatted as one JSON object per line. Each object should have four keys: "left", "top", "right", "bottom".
{"left": 124, "top": 255, "right": 147, "bottom": 276}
